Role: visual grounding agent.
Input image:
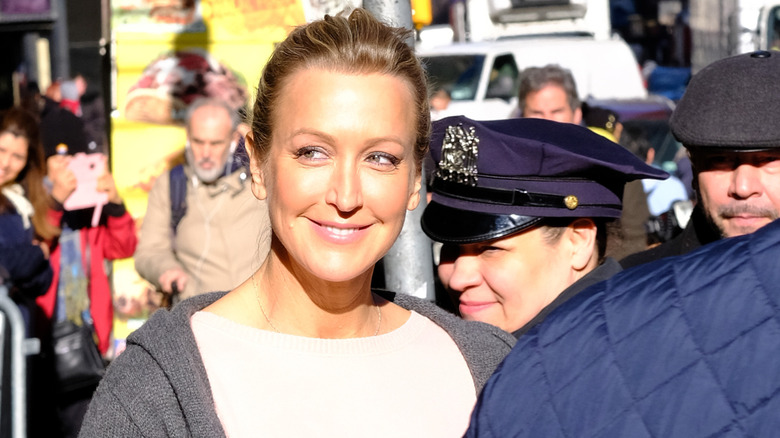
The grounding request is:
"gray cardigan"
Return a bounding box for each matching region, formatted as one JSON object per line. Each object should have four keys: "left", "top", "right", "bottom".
{"left": 79, "top": 291, "right": 515, "bottom": 437}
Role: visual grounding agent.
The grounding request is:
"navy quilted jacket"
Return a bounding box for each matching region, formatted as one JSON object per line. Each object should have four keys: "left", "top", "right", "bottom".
{"left": 467, "top": 218, "right": 780, "bottom": 437}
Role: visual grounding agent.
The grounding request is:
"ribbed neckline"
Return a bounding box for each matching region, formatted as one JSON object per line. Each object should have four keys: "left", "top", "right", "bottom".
{"left": 191, "top": 310, "right": 424, "bottom": 356}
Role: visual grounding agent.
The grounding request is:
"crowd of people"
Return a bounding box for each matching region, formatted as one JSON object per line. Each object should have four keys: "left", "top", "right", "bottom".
{"left": 1, "top": 72, "right": 134, "bottom": 436}
{"left": 1, "top": 7, "right": 779, "bottom": 438}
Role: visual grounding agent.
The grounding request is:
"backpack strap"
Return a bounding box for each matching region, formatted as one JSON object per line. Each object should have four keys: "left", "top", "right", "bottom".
{"left": 169, "top": 164, "right": 187, "bottom": 234}
{"left": 229, "top": 136, "right": 249, "bottom": 174}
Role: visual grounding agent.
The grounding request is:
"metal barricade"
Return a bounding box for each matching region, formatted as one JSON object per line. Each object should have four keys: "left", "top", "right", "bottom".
{"left": 0, "top": 284, "right": 37, "bottom": 438}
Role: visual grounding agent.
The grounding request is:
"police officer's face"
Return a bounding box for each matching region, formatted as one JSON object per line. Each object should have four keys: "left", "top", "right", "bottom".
{"left": 522, "top": 84, "right": 582, "bottom": 125}
{"left": 187, "top": 105, "right": 235, "bottom": 183}
{"left": 437, "top": 223, "right": 596, "bottom": 333}
{"left": 694, "top": 149, "right": 780, "bottom": 238}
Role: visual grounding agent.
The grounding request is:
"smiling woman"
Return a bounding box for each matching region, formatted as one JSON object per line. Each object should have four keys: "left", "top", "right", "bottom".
{"left": 0, "top": 107, "right": 58, "bottom": 295}
{"left": 79, "top": 8, "right": 515, "bottom": 438}
{"left": 0, "top": 107, "right": 59, "bottom": 242}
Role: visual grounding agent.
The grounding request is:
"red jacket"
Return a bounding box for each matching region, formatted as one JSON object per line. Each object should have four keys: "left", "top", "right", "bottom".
{"left": 37, "top": 204, "right": 137, "bottom": 354}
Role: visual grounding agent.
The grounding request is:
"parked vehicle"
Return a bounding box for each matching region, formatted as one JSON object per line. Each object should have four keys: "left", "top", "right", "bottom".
{"left": 689, "top": 0, "right": 780, "bottom": 71}
{"left": 757, "top": 1, "right": 780, "bottom": 50}
{"left": 419, "top": 33, "right": 654, "bottom": 121}
{"left": 417, "top": 0, "right": 652, "bottom": 121}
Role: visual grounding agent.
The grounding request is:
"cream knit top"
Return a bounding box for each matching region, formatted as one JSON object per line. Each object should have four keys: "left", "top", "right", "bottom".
{"left": 192, "top": 310, "right": 476, "bottom": 438}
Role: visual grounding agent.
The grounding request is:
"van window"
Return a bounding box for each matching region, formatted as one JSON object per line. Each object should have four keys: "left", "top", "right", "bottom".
{"left": 485, "top": 54, "right": 519, "bottom": 100}
{"left": 770, "top": 6, "right": 780, "bottom": 51}
{"left": 422, "top": 55, "right": 485, "bottom": 101}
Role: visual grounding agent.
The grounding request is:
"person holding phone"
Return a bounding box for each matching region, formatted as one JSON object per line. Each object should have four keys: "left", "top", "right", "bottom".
{"left": 37, "top": 106, "right": 137, "bottom": 436}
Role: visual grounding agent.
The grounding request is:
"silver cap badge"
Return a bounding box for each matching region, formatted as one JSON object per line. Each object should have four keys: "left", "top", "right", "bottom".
{"left": 436, "top": 123, "right": 479, "bottom": 187}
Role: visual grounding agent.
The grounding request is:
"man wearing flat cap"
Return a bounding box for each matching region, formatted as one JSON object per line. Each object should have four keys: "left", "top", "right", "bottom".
{"left": 622, "top": 50, "right": 780, "bottom": 268}
{"left": 422, "top": 115, "right": 666, "bottom": 338}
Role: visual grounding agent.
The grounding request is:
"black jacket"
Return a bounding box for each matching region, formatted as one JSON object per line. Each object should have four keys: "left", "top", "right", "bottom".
{"left": 620, "top": 205, "right": 720, "bottom": 269}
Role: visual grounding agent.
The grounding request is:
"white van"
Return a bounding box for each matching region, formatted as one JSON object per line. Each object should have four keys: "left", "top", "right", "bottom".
{"left": 757, "top": 1, "right": 780, "bottom": 50}
{"left": 417, "top": 33, "right": 648, "bottom": 121}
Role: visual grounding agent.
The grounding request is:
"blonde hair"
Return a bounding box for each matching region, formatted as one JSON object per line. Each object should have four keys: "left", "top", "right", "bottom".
{"left": 249, "top": 8, "right": 430, "bottom": 172}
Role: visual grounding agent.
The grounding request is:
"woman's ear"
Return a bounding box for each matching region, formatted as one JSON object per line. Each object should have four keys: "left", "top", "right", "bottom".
{"left": 567, "top": 218, "right": 598, "bottom": 272}
{"left": 407, "top": 173, "right": 422, "bottom": 211}
{"left": 245, "top": 133, "right": 267, "bottom": 200}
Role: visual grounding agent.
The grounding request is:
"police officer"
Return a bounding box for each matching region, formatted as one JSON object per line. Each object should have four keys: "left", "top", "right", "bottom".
{"left": 622, "top": 50, "right": 780, "bottom": 268}
{"left": 421, "top": 115, "right": 666, "bottom": 337}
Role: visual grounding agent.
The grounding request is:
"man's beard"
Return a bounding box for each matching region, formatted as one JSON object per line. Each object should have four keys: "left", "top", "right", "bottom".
{"left": 186, "top": 148, "right": 226, "bottom": 183}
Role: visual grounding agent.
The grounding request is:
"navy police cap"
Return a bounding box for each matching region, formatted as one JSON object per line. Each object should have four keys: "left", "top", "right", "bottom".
{"left": 671, "top": 50, "right": 780, "bottom": 150}
{"left": 421, "top": 116, "right": 668, "bottom": 244}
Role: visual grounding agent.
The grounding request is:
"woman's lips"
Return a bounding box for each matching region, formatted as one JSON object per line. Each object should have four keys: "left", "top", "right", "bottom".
{"left": 310, "top": 219, "right": 371, "bottom": 244}
{"left": 459, "top": 300, "right": 496, "bottom": 316}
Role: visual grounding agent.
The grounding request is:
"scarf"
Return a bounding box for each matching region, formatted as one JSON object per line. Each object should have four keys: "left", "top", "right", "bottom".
{"left": 1, "top": 183, "right": 34, "bottom": 229}
{"left": 56, "top": 225, "right": 91, "bottom": 325}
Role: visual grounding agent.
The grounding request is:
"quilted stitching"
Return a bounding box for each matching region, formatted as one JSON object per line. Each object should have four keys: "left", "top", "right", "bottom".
{"left": 467, "top": 219, "right": 780, "bottom": 437}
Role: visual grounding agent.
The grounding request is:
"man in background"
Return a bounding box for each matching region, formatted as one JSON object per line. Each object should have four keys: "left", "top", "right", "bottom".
{"left": 621, "top": 50, "right": 780, "bottom": 268}
{"left": 513, "top": 64, "right": 582, "bottom": 124}
{"left": 134, "top": 97, "right": 271, "bottom": 303}
{"left": 514, "top": 65, "right": 652, "bottom": 259}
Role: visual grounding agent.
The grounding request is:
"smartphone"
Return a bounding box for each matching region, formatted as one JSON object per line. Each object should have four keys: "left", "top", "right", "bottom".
{"left": 64, "top": 153, "right": 109, "bottom": 225}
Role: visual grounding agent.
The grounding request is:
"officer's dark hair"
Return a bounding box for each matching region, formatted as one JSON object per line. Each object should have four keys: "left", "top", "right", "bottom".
{"left": 538, "top": 217, "right": 614, "bottom": 264}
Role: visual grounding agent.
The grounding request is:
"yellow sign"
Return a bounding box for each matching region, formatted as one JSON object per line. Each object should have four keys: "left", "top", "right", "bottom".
{"left": 108, "top": 0, "right": 306, "bottom": 356}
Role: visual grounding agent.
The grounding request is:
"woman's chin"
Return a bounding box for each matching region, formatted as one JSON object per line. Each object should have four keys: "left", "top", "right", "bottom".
{"left": 281, "top": 245, "right": 381, "bottom": 285}
{"left": 306, "top": 264, "right": 374, "bottom": 284}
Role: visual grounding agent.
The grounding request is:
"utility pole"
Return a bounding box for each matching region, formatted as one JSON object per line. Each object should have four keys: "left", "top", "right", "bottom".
{"left": 51, "top": 0, "right": 71, "bottom": 80}
{"left": 363, "top": 0, "right": 435, "bottom": 301}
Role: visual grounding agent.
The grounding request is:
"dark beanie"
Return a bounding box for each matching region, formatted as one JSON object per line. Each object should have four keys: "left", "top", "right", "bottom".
{"left": 40, "top": 107, "right": 92, "bottom": 158}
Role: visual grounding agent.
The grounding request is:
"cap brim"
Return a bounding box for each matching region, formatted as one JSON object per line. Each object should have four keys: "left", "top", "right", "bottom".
{"left": 421, "top": 202, "right": 542, "bottom": 244}
{"left": 685, "top": 145, "right": 780, "bottom": 153}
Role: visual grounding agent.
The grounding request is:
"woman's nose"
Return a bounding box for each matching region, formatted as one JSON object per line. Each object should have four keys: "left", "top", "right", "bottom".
{"left": 325, "top": 163, "right": 363, "bottom": 213}
{"left": 441, "top": 255, "right": 482, "bottom": 292}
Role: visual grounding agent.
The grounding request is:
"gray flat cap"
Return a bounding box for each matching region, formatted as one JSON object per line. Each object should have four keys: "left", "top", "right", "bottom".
{"left": 670, "top": 50, "right": 780, "bottom": 150}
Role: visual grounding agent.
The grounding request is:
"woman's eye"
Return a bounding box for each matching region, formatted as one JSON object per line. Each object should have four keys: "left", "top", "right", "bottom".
{"left": 295, "top": 146, "right": 327, "bottom": 161}
{"left": 366, "top": 152, "right": 400, "bottom": 167}
{"left": 479, "top": 245, "right": 504, "bottom": 254}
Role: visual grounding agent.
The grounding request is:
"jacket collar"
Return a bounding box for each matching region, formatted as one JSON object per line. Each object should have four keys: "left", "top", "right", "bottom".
{"left": 185, "top": 165, "right": 250, "bottom": 197}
